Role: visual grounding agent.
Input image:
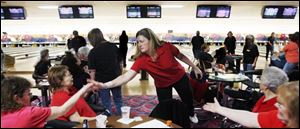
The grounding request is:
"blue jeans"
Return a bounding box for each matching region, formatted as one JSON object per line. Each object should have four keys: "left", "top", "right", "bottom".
{"left": 243, "top": 63, "right": 254, "bottom": 80}
{"left": 283, "top": 62, "right": 297, "bottom": 75}
{"left": 99, "top": 86, "right": 123, "bottom": 115}
{"left": 270, "top": 53, "right": 286, "bottom": 69}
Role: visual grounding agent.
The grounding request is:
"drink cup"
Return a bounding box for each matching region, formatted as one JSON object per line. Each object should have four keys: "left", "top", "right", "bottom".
{"left": 121, "top": 106, "right": 131, "bottom": 119}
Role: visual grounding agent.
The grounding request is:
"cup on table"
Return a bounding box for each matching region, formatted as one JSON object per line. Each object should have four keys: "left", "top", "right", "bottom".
{"left": 96, "top": 114, "right": 107, "bottom": 128}
{"left": 121, "top": 106, "right": 131, "bottom": 119}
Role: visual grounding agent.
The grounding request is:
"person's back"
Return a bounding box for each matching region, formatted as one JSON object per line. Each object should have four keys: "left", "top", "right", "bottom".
{"left": 119, "top": 31, "right": 128, "bottom": 49}
{"left": 119, "top": 31, "right": 129, "bottom": 67}
{"left": 88, "top": 28, "right": 123, "bottom": 115}
{"left": 70, "top": 31, "right": 87, "bottom": 53}
{"left": 191, "top": 31, "right": 204, "bottom": 57}
{"left": 89, "top": 42, "right": 122, "bottom": 82}
{"left": 191, "top": 37, "right": 204, "bottom": 50}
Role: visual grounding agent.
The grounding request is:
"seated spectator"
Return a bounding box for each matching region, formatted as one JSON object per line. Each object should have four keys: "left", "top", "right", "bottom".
{"left": 32, "top": 49, "right": 51, "bottom": 83}
{"left": 195, "top": 44, "right": 214, "bottom": 70}
{"left": 225, "top": 66, "right": 289, "bottom": 112}
{"left": 61, "top": 52, "right": 106, "bottom": 114}
{"left": 1, "top": 76, "right": 96, "bottom": 128}
{"left": 214, "top": 47, "right": 227, "bottom": 65}
{"left": 280, "top": 32, "right": 299, "bottom": 74}
{"left": 61, "top": 52, "right": 90, "bottom": 90}
{"left": 213, "top": 47, "right": 235, "bottom": 72}
{"left": 270, "top": 52, "right": 286, "bottom": 69}
{"left": 77, "top": 46, "right": 90, "bottom": 72}
{"left": 48, "top": 65, "right": 96, "bottom": 123}
{"left": 203, "top": 81, "right": 299, "bottom": 128}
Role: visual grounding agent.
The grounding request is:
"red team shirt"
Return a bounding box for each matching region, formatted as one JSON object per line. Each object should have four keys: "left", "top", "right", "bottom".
{"left": 252, "top": 96, "right": 277, "bottom": 113}
{"left": 131, "top": 43, "right": 186, "bottom": 88}
{"left": 258, "top": 110, "right": 286, "bottom": 128}
{"left": 50, "top": 86, "right": 96, "bottom": 121}
{"left": 1, "top": 106, "right": 51, "bottom": 128}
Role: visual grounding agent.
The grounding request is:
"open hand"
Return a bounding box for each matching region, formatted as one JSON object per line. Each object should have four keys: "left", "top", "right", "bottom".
{"left": 203, "top": 98, "right": 221, "bottom": 113}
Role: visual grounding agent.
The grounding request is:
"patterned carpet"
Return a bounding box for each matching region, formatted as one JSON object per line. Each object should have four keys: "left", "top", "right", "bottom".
{"left": 109, "top": 95, "right": 180, "bottom": 116}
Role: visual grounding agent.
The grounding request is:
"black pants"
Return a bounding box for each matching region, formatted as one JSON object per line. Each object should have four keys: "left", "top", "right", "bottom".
{"left": 156, "top": 74, "right": 195, "bottom": 116}
{"left": 266, "top": 46, "right": 273, "bottom": 60}
{"left": 120, "top": 48, "right": 128, "bottom": 67}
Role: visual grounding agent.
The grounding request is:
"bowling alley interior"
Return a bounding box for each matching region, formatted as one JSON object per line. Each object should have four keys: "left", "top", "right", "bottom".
{"left": 1, "top": 1, "right": 299, "bottom": 128}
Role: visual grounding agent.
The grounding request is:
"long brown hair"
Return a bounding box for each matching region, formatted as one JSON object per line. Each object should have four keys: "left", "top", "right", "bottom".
{"left": 133, "top": 28, "right": 164, "bottom": 60}
{"left": 88, "top": 28, "right": 107, "bottom": 47}
{"left": 277, "top": 81, "right": 299, "bottom": 128}
{"left": 1, "top": 76, "right": 31, "bottom": 113}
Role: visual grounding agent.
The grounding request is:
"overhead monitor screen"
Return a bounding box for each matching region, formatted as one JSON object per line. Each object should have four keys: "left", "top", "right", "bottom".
{"left": 282, "top": 7, "right": 297, "bottom": 18}
{"left": 78, "top": 6, "right": 93, "bottom": 18}
{"left": 8, "top": 7, "right": 25, "bottom": 19}
{"left": 59, "top": 7, "right": 74, "bottom": 18}
{"left": 146, "top": 6, "right": 161, "bottom": 18}
{"left": 127, "top": 6, "right": 141, "bottom": 18}
{"left": 1, "top": 8, "right": 4, "bottom": 19}
{"left": 264, "top": 7, "right": 279, "bottom": 17}
{"left": 197, "top": 6, "right": 211, "bottom": 18}
{"left": 216, "top": 6, "right": 231, "bottom": 18}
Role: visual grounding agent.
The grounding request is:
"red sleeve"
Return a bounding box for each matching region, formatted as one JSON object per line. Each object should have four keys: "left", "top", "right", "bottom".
{"left": 30, "top": 107, "right": 51, "bottom": 128}
{"left": 51, "top": 94, "right": 77, "bottom": 119}
{"left": 258, "top": 110, "right": 285, "bottom": 128}
{"left": 130, "top": 58, "right": 143, "bottom": 73}
{"left": 167, "top": 43, "right": 180, "bottom": 56}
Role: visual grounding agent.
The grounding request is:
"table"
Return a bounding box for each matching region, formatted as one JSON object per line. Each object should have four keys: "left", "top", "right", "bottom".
{"left": 230, "top": 55, "right": 243, "bottom": 73}
{"left": 75, "top": 116, "right": 181, "bottom": 128}
{"left": 208, "top": 73, "right": 249, "bottom": 106}
{"left": 32, "top": 81, "right": 50, "bottom": 107}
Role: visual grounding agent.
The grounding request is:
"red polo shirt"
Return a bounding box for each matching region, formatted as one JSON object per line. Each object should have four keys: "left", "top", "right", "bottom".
{"left": 252, "top": 96, "right": 277, "bottom": 113}
{"left": 50, "top": 86, "right": 96, "bottom": 121}
{"left": 1, "top": 106, "right": 51, "bottom": 128}
{"left": 131, "top": 42, "right": 186, "bottom": 88}
{"left": 258, "top": 110, "right": 286, "bottom": 128}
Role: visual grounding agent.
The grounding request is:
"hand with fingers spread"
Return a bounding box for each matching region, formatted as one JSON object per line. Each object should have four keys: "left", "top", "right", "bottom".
{"left": 203, "top": 97, "right": 221, "bottom": 113}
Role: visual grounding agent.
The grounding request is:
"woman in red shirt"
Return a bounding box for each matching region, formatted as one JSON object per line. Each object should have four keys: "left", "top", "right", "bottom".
{"left": 1, "top": 76, "right": 96, "bottom": 128}
{"left": 203, "top": 81, "right": 299, "bottom": 128}
{"left": 281, "top": 32, "right": 299, "bottom": 74}
{"left": 48, "top": 65, "right": 96, "bottom": 123}
{"left": 89, "top": 28, "right": 202, "bottom": 123}
{"left": 252, "top": 66, "right": 288, "bottom": 113}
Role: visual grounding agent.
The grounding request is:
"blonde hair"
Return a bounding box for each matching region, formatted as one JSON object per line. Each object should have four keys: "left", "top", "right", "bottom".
{"left": 133, "top": 28, "right": 164, "bottom": 60}
{"left": 277, "top": 81, "right": 299, "bottom": 128}
{"left": 201, "top": 44, "right": 209, "bottom": 51}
